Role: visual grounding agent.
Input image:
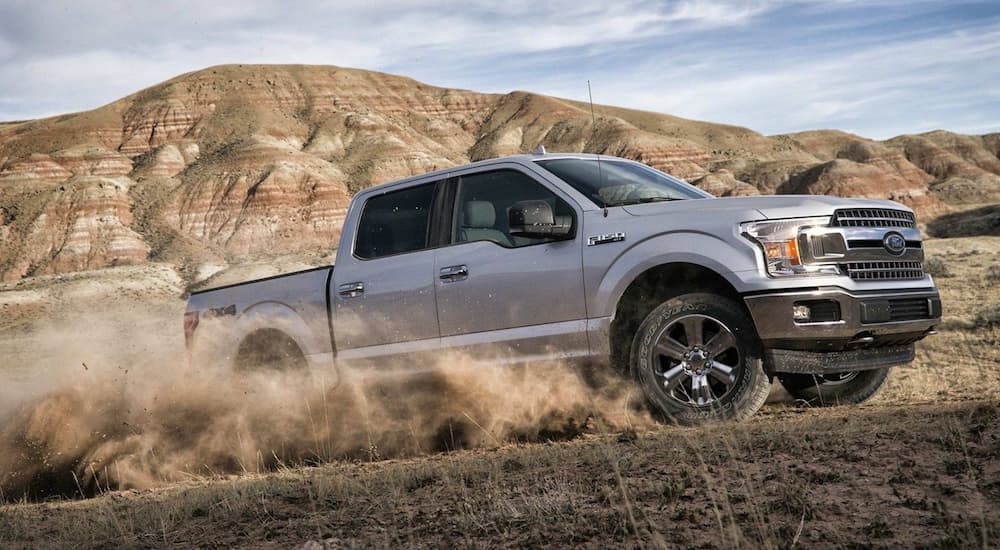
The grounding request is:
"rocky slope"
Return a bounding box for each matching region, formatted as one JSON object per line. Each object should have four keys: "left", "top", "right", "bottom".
{"left": 1, "top": 64, "right": 997, "bottom": 283}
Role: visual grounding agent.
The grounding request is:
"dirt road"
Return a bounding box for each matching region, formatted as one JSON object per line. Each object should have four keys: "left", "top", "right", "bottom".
{"left": 0, "top": 236, "right": 997, "bottom": 548}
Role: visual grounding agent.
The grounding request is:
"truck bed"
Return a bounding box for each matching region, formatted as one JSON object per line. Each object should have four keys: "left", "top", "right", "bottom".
{"left": 186, "top": 265, "right": 335, "bottom": 360}
{"left": 190, "top": 265, "right": 333, "bottom": 298}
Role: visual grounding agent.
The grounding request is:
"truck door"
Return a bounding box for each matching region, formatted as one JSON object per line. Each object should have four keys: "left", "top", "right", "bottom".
{"left": 434, "top": 166, "right": 588, "bottom": 360}
{"left": 331, "top": 179, "right": 441, "bottom": 360}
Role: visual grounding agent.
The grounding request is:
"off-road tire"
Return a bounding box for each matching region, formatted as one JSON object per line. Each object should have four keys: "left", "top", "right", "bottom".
{"left": 235, "top": 329, "right": 308, "bottom": 370}
{"left": 777, "top": 368, "right": 891, "bottom": 406}
{"left": 631, "top": 293, "right": 770, "bottom": 425}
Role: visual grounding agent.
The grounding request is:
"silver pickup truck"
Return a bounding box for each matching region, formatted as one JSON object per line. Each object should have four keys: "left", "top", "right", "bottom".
{"left": 185, "top": 152, "right": 941, "bottom": 424}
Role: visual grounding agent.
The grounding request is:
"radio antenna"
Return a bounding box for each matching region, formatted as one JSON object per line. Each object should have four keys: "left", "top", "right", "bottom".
{"left": 588, "top": 80, "right": 608, "bottom": 217}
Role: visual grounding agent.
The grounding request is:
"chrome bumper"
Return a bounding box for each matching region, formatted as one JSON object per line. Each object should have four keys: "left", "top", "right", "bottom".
{"left": 743, "top": 287, "right": 941, "bottom": 352}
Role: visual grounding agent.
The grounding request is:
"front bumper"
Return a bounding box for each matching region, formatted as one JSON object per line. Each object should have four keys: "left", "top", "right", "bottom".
{"left": 744, "top": 287, "right": 940, "bottom": 374}
{"left": 743, "top": 286, "right": 940, "bottom": 353}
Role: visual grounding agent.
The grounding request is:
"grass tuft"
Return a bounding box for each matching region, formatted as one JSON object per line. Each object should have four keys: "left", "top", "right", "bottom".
{"left": 924, "top": 255, "right": 952, "bottom": 278}
{"left": 974, "top": 303, "right": 1000, "bottom": 328}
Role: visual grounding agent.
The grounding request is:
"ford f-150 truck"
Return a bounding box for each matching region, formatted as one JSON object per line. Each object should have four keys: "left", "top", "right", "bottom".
{"left": 185, "top": 152, "right": 941, "bottom": 424}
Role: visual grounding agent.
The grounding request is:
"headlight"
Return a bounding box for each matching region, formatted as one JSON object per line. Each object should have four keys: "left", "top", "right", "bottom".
{"left": 741, "top": 217, "right": 840, "bottom": 277}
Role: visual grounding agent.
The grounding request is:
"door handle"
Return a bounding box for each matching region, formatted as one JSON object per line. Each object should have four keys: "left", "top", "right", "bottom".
{"left": 337, "top": 281, "right": 365, "bottom": 298}
{"left": 439, "top": 265, "right": 469, "bottom": 282}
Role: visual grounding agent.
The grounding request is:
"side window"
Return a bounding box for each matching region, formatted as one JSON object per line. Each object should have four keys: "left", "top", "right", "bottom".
{"left": 454, "top": 169, "right": 574, "bottom": 248}
{"left": 355, "top": 183, "right": 436, "bottom": 259}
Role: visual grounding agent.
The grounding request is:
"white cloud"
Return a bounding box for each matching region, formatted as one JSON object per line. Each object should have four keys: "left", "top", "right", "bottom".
{"left": 0, "top": 0, "right": 997, "bottom": 138}
{"left": 533, "top": 16, "right": 1000, "bottom": 138}
{"left": 666, "top": 0, "right": 772, "bottom": 25}
{"left": 1, "top": 1, "right": 761, "bottom": 119}
{"left": 0, "top": 34, "right": 13, "bottom": 60}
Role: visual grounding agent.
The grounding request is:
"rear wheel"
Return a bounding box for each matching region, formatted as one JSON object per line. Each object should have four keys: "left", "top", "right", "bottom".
{"left": 631, "top": 293, "right": 770, "bottom": 425}
{"left": 235, "top": 329, "right": 308, "bottom": 370}
{"left": 777, "top": 368, "right": 890, "bottom": 406}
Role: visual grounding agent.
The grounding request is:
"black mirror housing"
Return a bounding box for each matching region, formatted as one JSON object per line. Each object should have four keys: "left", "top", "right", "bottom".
{"left": 508, "top": 200, "right": 573, "bottom": 239}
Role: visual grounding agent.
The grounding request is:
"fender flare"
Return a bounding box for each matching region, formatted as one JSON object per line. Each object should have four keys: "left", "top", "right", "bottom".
{"left": 231, "top": 301, "right": 327, "bottom": 367}
{"left": 593, "top": 230, "right": 758, "bottom": 319}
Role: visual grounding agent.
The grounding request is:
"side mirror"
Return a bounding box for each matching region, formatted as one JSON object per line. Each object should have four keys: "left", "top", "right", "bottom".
{"left": 508, "top": 200, "right": 573, "bottom": 239}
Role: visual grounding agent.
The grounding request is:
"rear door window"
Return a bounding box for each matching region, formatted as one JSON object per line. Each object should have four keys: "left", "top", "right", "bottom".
{"left": 355, "top": 183, "right": 437, "bottom": 259}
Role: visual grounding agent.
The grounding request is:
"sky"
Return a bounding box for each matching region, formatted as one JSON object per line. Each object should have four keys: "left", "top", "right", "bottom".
{"left": 0, "top": 0, "right": 998, "bottom": 139}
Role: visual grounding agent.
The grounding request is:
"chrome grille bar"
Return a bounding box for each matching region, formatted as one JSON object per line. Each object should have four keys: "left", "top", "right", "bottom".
{"left": 844, "top": 261, "right": 924, "bottom": 280}
{"left": 832, "top": 208, "right": 916, "bottom": 228}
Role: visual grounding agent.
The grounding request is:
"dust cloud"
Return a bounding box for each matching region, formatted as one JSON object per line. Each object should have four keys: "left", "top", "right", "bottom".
{"left": 0, "top": 307, "right": 652, "bottom": 501}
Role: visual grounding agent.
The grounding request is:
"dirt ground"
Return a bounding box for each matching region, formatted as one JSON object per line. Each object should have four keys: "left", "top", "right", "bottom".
{"left": 0, "top": 236, "right": 998, "bottom": 549}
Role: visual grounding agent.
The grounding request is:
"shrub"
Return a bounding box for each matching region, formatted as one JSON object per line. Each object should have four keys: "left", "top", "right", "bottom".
{"left": 974, "top": 303, "right": 1000, "bottom": 328}
{"left": 923, "top": 256, "right": 952, "bottom": 278}
{"left": 986, "top": 265, "right": 1000, "bottom": 282}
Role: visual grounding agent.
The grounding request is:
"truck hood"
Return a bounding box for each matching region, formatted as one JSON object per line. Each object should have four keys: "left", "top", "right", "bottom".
{"left": 622, "top": 195, "right": 908, "bottom": 220}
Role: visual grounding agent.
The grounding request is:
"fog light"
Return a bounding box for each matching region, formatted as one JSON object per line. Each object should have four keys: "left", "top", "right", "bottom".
{"left": 792, "top": 304, "right": 811, "bottom": 321}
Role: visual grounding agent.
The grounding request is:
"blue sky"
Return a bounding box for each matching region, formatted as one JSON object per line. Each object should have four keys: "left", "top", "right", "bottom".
{"left": 0, "top": 0, "right": 997, "bottom": 139}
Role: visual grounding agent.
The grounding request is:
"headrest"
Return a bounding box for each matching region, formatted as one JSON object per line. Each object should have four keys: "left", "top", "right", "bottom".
{"left": 463, "top": 201, "right": 496, "bottom": 228}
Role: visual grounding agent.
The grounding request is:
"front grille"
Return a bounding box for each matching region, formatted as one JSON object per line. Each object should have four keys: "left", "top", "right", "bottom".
{"left": 832, "top": 208, "right": 916, "bottom": 228}
{"left": 844, "top": 261, "right": 924, "bottom": 280}
{"left": 888, "top": 297, "right": 931, "bottom": 321}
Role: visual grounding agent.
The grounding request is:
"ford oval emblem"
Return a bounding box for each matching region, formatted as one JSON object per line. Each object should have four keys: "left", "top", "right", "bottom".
{"left": 883, "top": 232, "right": 907, "bottom": 255}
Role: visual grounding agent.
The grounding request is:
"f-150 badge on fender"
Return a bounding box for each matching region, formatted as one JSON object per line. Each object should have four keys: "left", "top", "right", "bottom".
{"left": 587, "top": 232, "right": 626, "bottom": 246}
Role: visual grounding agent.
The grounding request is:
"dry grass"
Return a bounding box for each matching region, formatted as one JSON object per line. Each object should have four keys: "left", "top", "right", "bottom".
{"left": 1, "top": 402, "right": 997, "bottom": 548}
{"left": 886, "top": 236, "right": 1000, "bottom": 404}
{"left": 1, "top": 236, "right": 998, "bottom": 548}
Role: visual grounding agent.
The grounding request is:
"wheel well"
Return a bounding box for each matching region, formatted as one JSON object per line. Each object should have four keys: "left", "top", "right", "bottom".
{"left": 609, "top": 262, "right": 750, "bottom": 372}
{"left": 234, "top": 328, "right": 307, "bottom": 370}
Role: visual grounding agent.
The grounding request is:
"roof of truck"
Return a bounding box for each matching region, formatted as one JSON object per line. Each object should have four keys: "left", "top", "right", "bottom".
{"left": 361, "top": 152, "right": 629, "bottom": 194}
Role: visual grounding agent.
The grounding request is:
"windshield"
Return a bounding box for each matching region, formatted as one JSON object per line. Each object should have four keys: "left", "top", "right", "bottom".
{"left": 536, "top": 158, "right": 710, "bottom": 207}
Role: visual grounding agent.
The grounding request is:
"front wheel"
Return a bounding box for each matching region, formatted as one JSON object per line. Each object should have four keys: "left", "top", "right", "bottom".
{"left": 776, "top": 368, "right": 891, "bottom": 406}
{"left": 631, "top": 293, "right": 770, "bottom": 426}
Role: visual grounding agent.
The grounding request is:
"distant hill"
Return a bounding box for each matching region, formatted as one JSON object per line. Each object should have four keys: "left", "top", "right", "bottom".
{"left": 1, "top": 64, "right": 997, "bottom": 282}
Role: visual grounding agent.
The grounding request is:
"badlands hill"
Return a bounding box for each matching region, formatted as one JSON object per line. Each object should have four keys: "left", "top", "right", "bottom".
{"left": 0, "top": 64, "right": 998, "bottom": 283}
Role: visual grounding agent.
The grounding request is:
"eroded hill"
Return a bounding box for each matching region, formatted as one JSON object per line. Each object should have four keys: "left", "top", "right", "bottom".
{"left": 1, "top": 64, "right": 997, "bottom": 282}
